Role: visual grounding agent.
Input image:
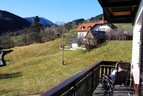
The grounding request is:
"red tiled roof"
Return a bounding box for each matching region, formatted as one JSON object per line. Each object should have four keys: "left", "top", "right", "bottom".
{"left": 76, "top": 20, "right": 104, "bottom": 32}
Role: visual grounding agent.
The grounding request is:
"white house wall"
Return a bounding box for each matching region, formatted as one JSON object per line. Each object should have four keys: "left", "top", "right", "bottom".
{"left": 131, "top": 0, "right": 143, "bottom": 84}
{"left": 77, "top": 32, "right": 87, "bottom": 39}
{"left": 92, "top": 24, "right": 111, "bottom": 32}
{"left": 132, "top": 24, "right": 141, "bottom": 84}
{"left": 71, "top": 43, "right": 78, "bottom": 48}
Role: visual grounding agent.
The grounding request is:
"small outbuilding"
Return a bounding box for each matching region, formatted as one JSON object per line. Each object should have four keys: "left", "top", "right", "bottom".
{"left": 70, "top": 40, "right": 78, "bottom": 48}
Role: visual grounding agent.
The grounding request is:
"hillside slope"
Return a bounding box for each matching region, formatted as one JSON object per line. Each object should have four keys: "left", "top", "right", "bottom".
{"left": 0, "top": 39, "right": 132, "bottom": 96}
{"left": 0, "top": 10, "right": 30, "bottom": 35}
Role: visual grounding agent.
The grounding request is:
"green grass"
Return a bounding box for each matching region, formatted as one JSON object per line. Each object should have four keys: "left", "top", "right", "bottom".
{"left": 0, "top": 39, "right": 132, "bottom": 96}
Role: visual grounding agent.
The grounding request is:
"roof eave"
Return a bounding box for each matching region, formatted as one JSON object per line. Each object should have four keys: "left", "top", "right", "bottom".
{"left": 98, "top": 0, "right": 141, "bottom": 24}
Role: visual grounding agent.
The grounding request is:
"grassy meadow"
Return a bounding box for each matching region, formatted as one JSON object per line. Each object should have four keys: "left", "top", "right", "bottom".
{"left": 0, "top": 38, "right": 132, "bottom": 96}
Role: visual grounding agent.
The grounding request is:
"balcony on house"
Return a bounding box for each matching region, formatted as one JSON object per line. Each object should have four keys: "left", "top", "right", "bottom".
{"left": 41, "top": 61, "right": 135, "bottom": 96}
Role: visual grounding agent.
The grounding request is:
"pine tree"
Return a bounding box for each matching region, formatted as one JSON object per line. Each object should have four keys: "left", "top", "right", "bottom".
{"left": 29, "top": 16, "right": 42, "bottom": 42}
{"left": 32, "top": 16, "right": 41, "bottom": 32}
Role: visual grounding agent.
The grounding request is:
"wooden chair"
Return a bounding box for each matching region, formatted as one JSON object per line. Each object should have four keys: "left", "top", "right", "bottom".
{"left": 101, "top": 62, "right": 131, "bottom": 96}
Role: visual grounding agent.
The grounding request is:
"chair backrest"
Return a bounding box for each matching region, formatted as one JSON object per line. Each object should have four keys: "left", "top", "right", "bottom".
{"left": 113, "top": 62, "right": 130, "bottom": 86}
{"left": 114, "top": 71, "right": 128, "bottom": 85}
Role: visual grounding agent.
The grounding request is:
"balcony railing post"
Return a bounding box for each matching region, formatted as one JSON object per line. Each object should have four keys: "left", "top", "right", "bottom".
{"left": 73, "top": 85, "right": 76, "bottom": 96}
{"left": 101, "top": 65, "right": 104, "bottom": 77}
{"left": 105, "top": 66, "right": 108, "bottom": 74}
{"left": 91, "top": 71, "right": 94, "bottom": 95}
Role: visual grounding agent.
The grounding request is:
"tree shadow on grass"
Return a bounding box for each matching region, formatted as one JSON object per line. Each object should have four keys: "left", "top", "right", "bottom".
{"left": 0, "top": 89, "right": 12, "bottom": 95}
{"left": 0, "top": 72, "right": 22, "bottom": 79}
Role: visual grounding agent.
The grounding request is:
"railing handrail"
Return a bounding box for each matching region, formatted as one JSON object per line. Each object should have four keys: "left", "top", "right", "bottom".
{"left": 41, "top": 61, "right": 102, "bottom": 96}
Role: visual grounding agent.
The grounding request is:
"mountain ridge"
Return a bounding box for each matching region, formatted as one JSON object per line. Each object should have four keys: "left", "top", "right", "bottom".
{"left": 0, "top": 10, "right": 31, "bottom": 35}
{"left": 24, "top": 17, "right": 54, "bottom": 26}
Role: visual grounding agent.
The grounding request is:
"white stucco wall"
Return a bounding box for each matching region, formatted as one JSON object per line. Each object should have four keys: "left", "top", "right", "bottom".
{"left": 131, "top": 0, "right": 143, "bottom": 84}
{"left": 77, "top": 32, "right": 87, "bottom": 39}
{"left": 132, "top": 24, "right": 141, "bottom": 84}
{"left": 92, "top": 24, "right": 111, "bottom": 32}
{"left": 71, "top": 43, "right": 78, "bottom": 48}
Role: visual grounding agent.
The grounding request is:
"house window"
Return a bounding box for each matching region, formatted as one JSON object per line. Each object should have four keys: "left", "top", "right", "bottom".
{"left": 98, "top": 28, "right": 102, "bottom": 31}
{"left": 124, "top": 30, "right": 128, "bottom": 34}
{"left": 80, "top": 33, "right": 82, "bottom": 36}
{"left": 88, "top": 26, "right": 92, "bottom": 29}
{"left": 102, "top": 28, "right": 106, "bottom": 31}
{"left": 80, "top": 26, "right": 85, "bottom": 29}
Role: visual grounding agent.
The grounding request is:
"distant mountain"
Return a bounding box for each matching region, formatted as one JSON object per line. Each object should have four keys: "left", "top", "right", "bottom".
{"left": 25, "top": 17, "right": 54, "bottom": 26}
{"left": 55, "top": 21, "right": 65, "bottom": 25}
{"left": 0, "top": 10, "right": 31, "bottom": 35}
{"left": 88, "top": 14, "right": 104, "bottom": 22}
{"left": 64, "top": 18, "right": 85, "bottom": 30}
{"left": 64, "top": 14, "right": 104, "bottom": 30}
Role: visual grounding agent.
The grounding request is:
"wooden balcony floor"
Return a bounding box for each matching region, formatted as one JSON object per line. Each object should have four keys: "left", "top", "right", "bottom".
{"left": 93, "top": 84, "right": 135, "bottom": 96}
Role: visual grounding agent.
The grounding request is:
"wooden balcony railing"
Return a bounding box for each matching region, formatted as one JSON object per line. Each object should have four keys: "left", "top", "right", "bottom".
{"left": 41, "top": 60, "right": 131, "bottom": 96}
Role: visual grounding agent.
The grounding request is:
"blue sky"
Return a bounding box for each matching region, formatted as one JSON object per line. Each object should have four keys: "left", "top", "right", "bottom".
{"left": 0, "top": 0, "right": 103, "bottom": 23}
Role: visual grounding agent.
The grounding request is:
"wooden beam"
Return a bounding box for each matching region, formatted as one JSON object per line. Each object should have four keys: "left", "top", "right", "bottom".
{"left": 113, "top": 11, "right": 131, "bottom": 16}
{"left": 102, "top": 2, "right": 138, "bottom": 8}
{"left": 98, "top": 0, "right": 140, "bottom": 8}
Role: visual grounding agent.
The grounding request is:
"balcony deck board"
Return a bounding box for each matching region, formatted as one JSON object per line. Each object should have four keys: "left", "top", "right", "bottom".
{"left": 93, "top": 83, "right": 135, "bottom": 96}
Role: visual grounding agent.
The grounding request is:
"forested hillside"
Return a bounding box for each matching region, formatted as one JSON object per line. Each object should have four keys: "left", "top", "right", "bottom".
{"left": 0, "top": 10, "right": 30, "bottom": 35}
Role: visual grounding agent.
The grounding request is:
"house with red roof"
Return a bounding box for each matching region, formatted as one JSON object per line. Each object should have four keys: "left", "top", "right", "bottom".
{"left": 76, "top": 20, "right": 112, "bottom": 39}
